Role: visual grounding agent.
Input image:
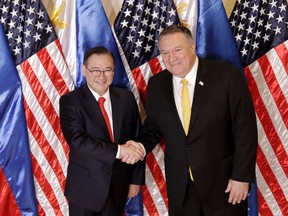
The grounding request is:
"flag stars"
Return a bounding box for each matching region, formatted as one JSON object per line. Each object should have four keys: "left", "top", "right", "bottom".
{"left": 168, "top": 8, "right": 176, "bottom": 17}
{"left": 135, "top": 3, "right": 143, "bottom": 11}
{"left": 23, "top": 40, "right": 30, "bottom": 48}
{"left": 267, "top": 11, "right": 274, "bottom": 19}
{"left": 269, "top": 0, "right": 277, "bottom": 9}
{"left": 161, "top": 5, "right": 167, "bottom": 12}
{"left": 251, "top": 4, "right": 258, "bottom": 12}
{"left": 135, "top": 39, "right": 142, "bottom": 48}
{"left": 45, "top": 25, "right": 53, "bottom": 33}
{"left": 273, "top": 26, "right": 281, "bottom": 35}
{"left": 151, "top": 11, "right": 158, "bottom": 19}
{"left": 248, "top": 15, "right": 256, "bottom": 23}
{"left": 263, "top": 34, "right": 269, "bottom": 42}
{"left": 33, "top": 32, "right": 41, "bottom": 41}
{"left": 166, "top": 19, "right": 174, "bottom": 26}
{"left": 141, "top": 18, "right": 149, "bottom": 26}
{"left": 259, "top": 8, "right": 266, "bottom": 16}
{"left": 27, "top": 6, "right": 35, "bottom": 15}
{"left": 246, "top": 25, "right": 253, "bottom": 34}
{"left": 257, "top": 19, "right": 264, "bottom": 27}
{"left": 6, "top": 31, "right": 13, "bottom": 39}
{"left": 240, "top": 11, "right": 247, "bottom": 20}
{"left": 15, "top": 35, "right": 22, "bottom": 44}
{"left": 230, "top": 19, "right": 236, "bottom": 27}
{"left": 254, "top": 30, "right": 261, "bottom": 39}
{"left": 123, "top": 8, "right": 131, "bottom": 17}
{"left": 127, "top": 34, "right": 133, "bottom": 42}
{"left": 264, "top": 22, "right": 272, "bottom": 31}
{"left": 132, "top": 50, "right": 140, "bottom": 58}
{"left": 138, "top": 29, "right": 145, "bottom": 37}
{"left": 1, "top": 5, "right": 9, "bottom": 13}
{"left": 36, "top": 21, "right": 43, "bottom": 30}
{"left": 237, "top": 22, "right": 245, "bottom": 31}
{"left": 126, "top": 0, "right": 134, "bottom": 6}
{"left": 10, "top": 9, "right": 18, "bottom": 17}
{"left": 240, "top": 48, "right": 248, "bottom": 56}
{"left": 235, "top": 33, "right": 242, "bottom": 41}
{"left": 0, "top": 16, "right": 6, "bottom": 24}
{"left": 133, "top": 13, "right": 140, "bottom": 21}
{"left": 37, "top": 10, "right": 45, "bottom": 18}
{"left": 154, "top": 0, "right": 160, "bottom": 8}
{"left": 13, "top": 0, "right": 20, "bottom": 6}
{"left": 129, "top": 24, "right": 137, "bottom": 32}
{"left": 251, "top": 41, "right": 259, "bottom": 50}
{"left": 243, "top": 37, "right": 250, "bottom": 45}
{"left": 242, "top": 1, "right": 249, "bottom": 9}
{"left": 147, "top": 33, "right": 153, "bottom": 41}
{"left": 26, "top": 17, "right": 33, "bottom": 26}
{"left": 21, "top": 3, "right": 26, "bottom": 10}
{"left": 276, "top": 15, "right": 283, "bottom": 23}
{"left": 150, "top": 22, "right": 157, "bottom": 30}
{"left": 279, "top": 4, "right": 286, "bottom": 12}
{"left": 24, "top": 29, "right": 31, "bottom": 37}
{"left": 13, "top": 46, "right": 21, "bottom": 55}
{"left": 120, "top": 19, "right": 129, "bottom": 28}
{"left": 17, "top": 25, "right": 23, "bottom": 33}
{"left": 8, "top": 19, "right": 16, "bottom": 28}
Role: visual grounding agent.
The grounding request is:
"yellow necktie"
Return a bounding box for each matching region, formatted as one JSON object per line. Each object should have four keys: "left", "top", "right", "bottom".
{"left": 181, "top": 79, "right": 191, "bottom": 135}
{"left": 181, "top": 79, "right": 194, "bottom": 181}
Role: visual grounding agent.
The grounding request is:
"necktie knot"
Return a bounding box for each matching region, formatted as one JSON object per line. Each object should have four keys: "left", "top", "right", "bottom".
{"left": 181, "top": 79, "right": 188, "bottom": 86}
{"left": 98, "top": 97, "right": 105, "bottom": 104}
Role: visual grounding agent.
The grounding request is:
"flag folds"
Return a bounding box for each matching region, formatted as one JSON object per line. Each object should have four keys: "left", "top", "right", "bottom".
{"left": 0, "top": 23, "right": 37, "bottom": 216}
{"left": 230, "top": 1, "right": 288, "bottom": 215}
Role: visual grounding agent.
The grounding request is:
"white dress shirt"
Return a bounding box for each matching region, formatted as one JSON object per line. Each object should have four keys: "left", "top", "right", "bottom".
{"left": 172, "top": 56, "right": 199, "bottom": 128}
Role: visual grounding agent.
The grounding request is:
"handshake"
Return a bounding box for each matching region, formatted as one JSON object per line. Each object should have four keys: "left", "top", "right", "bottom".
{"left": 119, "top": 140, "right": 146, "bottom": 164}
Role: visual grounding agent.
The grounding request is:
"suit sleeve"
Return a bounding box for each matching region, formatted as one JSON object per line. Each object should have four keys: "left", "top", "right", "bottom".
{"left": 130, "top": 94, "right": 145, "bottom": 185}
{"left": 228, "top": 66, "right": 258, "bottom": 182}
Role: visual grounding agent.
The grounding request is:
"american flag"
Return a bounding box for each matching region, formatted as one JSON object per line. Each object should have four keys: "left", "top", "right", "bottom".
{"left": 0, "top": 0, "right": 74, "bottom": 215}
{"left": 230, "top": 0, "right": 288, "bottom": 215}
{"left": 113, "top": 0, "right": 180, "bottom": 215}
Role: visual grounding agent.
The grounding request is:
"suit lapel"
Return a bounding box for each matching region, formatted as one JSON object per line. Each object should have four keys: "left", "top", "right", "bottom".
{"left": 189, "top": 59, "right": 208, "bottom": 132}
{"left": 110, "top": 88, "right": 122, "bottom": 143}
{"left": 82, "top": 84, "right": 110, "bottom": 139}
{"left": 163, "top": 71, "right": 185, "bottom": 135}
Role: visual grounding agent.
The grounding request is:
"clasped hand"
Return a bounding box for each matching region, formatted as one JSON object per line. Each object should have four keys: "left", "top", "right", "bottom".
{"left": 119, "top": 140, "right": 145, "bottom": 164}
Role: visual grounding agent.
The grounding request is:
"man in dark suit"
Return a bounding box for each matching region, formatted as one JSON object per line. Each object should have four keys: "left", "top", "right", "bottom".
{"left": 125, "top": 25, "right": 258, "bottom": 215}
{"left": 60, "top": 46, "right": 145, "bottom": 216}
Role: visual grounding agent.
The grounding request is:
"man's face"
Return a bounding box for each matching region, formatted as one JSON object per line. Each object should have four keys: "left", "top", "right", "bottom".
{"left": 159, "top": 32, "right": 196, "bottom": 78}
{"left": 82, "top": 53, "right": 114, "bottom": 95}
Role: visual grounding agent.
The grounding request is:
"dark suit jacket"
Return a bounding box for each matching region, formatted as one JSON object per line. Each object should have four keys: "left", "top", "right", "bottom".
{"left": 139, "top": 58, "right": 257, "bottom": 209}
{"left": 60, "top": 84, "right": 145, "bottom": 212}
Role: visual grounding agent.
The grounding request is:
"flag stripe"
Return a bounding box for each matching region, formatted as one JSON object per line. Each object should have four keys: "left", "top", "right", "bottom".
{"left": 256, "top": 147, "right": 287, "bottom": 213}
{"left": 131, "top": 67, "right": 148, "bottom": 105}
{"left": 244, "top": 67, "right": 288, "bottom": 174}
{"left": 256, "top": 165, "right": 282, "bottom": 216}
{"left": 145, "top": 151, "right": 168, "bottom": 209}
{"left": 30, "top": 154, "right": 63, "bottom": 216}
{"left": 0, "top": 168, "right": 21, "bottom": 216}
{"left": 36, "top": 48, "right": 70, "bottom": 96}
{"left": 256, "top": 185, "right": 273, "bottom": 216}
{"left": 274, "top": 42, "right": 288, "bottom": 76}
{"left": 19, "top": 59, "right": 69, "bottom": 159}
{"left": 257, "top": 55, "right": 288, "bottom": 129}
{"left": 148, "top": 57, "right": 163, "bottom": 75}
{"left": 142, "top": 185, "right": 160, "bottom": 216}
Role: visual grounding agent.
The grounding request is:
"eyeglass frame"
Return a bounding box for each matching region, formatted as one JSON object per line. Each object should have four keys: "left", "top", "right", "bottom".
{"left": 85, "top": 65, "right": 114, "bottom": 77}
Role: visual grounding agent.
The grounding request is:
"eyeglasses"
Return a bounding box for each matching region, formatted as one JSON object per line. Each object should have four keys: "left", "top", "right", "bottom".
{"left": 85, "top": 66, "right": 114, "bottom": 77}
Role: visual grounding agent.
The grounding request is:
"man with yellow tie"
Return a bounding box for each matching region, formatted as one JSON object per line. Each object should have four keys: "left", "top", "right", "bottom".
{"left": 125, "top": 25, "right": 257, "bottom": 216}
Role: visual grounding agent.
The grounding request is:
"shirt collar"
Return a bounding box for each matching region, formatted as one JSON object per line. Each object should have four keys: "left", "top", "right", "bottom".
{"left": 86, "top": 84, "right": 110, "bottom": 102}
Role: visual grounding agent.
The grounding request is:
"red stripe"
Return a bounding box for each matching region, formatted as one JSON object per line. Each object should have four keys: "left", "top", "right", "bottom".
{"left": 131, "top": 67, "right": 147, "bottom": 105}
{"left": 256, "top": 146, "right": 288, "bottom": 214}
{"left": 257, "top": 54, "right": 288, "bottom": 128}
{"left": 257, "top": 187, "right": 273, "bottom": 216}
{"left": 36, "top": 46, "right": 70, "bottom": 96}
{"left": 145, "top": 149, "right": 168, "bottom": 209}
{"left": 244, "top": 67, "right": 288, "bottom": 175}
{"left": 148, "top": 57, "right": 163, "bottom": 75}
{"left": 0, "top": 167, "right": 21, "bottom": 216}
{"left": 23, "top": 100, "right": 66, "bottom": 190}
{"left": 37, "top": 201, "right": 46, "bottom": 216}
{"left": 30, "top": 154, "right": 63, "bottom": 216}
{"left": 142, "top": 185, "right": 160, "bottom": 216}
{"left": 20, "top": 60, "right": 69, "bottom": 160}
{"left": 274, "top": 42, "right": 288, "bottom": 75}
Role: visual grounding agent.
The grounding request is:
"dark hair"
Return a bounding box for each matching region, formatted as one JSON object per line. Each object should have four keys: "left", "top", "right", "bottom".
{"left": 158, "top": 25, "right": 194, "bottom": 43}
{"left": 83, "top": 46, "right": 115, "bottom": 65}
